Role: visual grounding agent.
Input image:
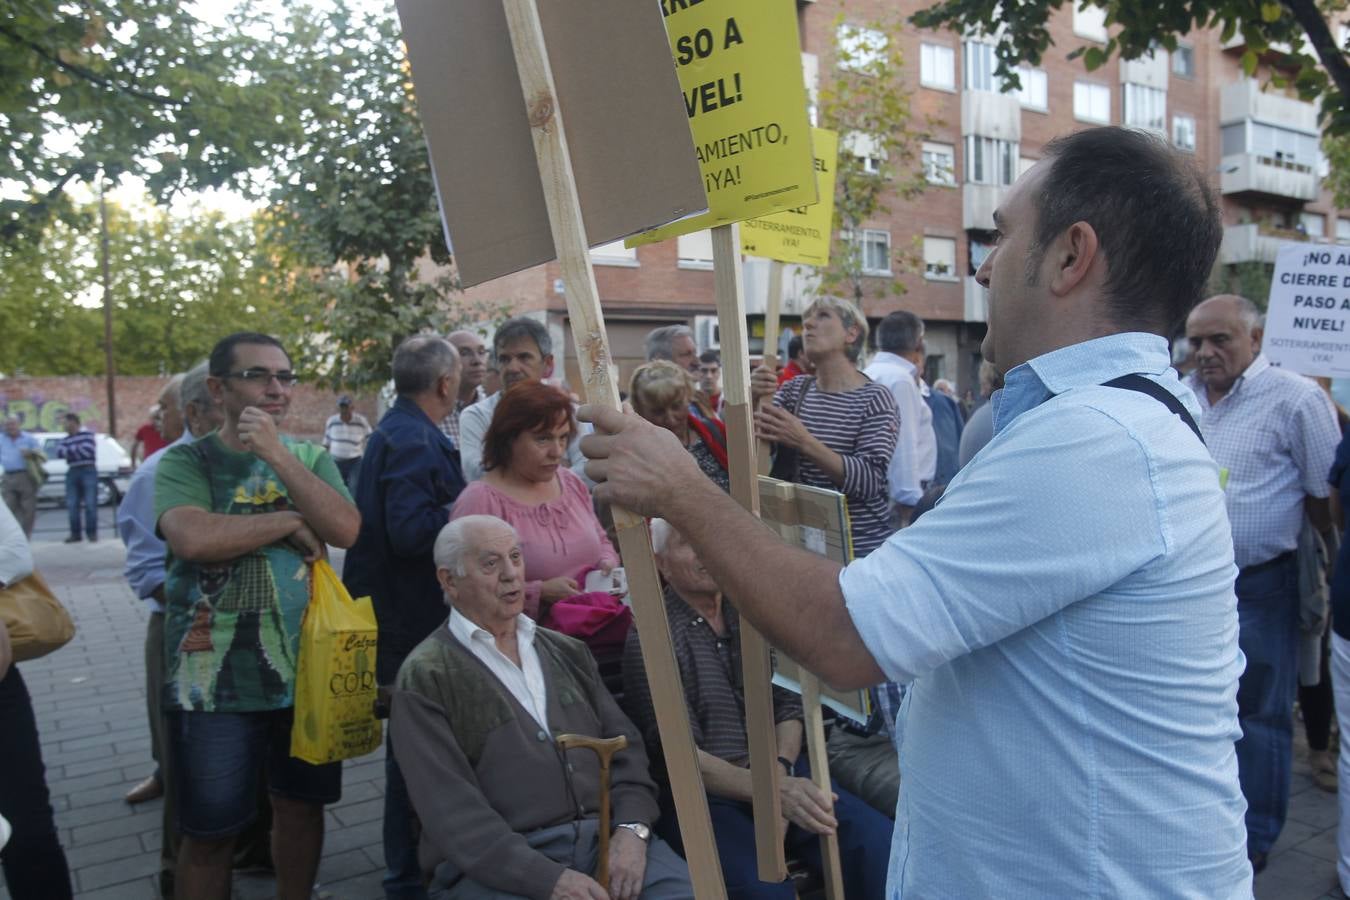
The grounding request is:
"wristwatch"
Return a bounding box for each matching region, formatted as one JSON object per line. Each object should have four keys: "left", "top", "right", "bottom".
{"left": 615, "top": 822, "right": 651, "bottom": 842}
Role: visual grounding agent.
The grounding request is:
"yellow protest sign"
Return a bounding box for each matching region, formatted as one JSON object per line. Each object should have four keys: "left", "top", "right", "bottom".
{"left": 628, "top": 0, "right": 816, "bottom": 246}
{"left": 740, "top": 127, "right": 836, "bottom": 266}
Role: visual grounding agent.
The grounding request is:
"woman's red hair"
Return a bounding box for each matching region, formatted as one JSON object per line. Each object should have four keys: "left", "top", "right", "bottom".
{"left": 482, "top": 381, "right": 577, "bottom": 472}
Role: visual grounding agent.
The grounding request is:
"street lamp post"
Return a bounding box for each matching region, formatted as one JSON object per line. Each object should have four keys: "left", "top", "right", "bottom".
{"left": 99, "top": 173, "right": 116, "bottom": 438}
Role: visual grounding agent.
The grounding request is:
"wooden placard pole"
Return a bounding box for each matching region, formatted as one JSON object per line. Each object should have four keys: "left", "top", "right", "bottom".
{"left": 756, "top": 260, "right": 785, "bottom": 475}
{"left": 501, "top": 3, "right": 726, "bottom": 895}
{"left": 801, "top": 676, "right": 846, "bottom": 900}
{"left": 711, "top": 224, "right": 787, "bottom": 881}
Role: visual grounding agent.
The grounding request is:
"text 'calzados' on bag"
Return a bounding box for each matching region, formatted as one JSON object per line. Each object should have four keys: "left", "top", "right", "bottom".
{"left": 290, "top": 559, "right": 382, "bottom": 764}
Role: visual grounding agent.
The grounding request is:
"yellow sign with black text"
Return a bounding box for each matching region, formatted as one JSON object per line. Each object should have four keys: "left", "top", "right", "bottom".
{"left": 740, "top": 127, "right": 836, "bottom": 266}
{"left": 628, "top": 0, "right": 816, "bottom": 246}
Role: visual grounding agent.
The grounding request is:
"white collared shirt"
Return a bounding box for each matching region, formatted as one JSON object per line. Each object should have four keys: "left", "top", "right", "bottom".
{"left": 447, "top": 607, "right": 550, "bottom": 729}
{"left": 1185, "top": 353, "right": 1340, "bottom": 568}
{"left": 863, "top": 351, "right": 937, "bottom": 504}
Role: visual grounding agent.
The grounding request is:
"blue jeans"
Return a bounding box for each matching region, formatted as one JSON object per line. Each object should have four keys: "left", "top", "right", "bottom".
{"left": 384, "top": 732, "right": 429, "bottom": 899}
{"left": 1234, "top": 554, "right": 1300, "bottom": 855}
{"left": 169, "top": 709, "right": 341, "bottom": 839}
{"left": 658, "top": 757, "right": 893, "bottom": 900}
{"left": 64, "top": 465, "right": 98, "bottom": 538}
{"left": 0, "top": 668, "right": 74, "bottom": 900}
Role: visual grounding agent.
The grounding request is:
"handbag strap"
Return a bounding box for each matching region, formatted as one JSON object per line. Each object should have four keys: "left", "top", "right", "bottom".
{"left": 1101, "top": 374, "right": 1204, "bottom": 445}
{"left": 787, "top": 376, "right": 814, "bottom": 483}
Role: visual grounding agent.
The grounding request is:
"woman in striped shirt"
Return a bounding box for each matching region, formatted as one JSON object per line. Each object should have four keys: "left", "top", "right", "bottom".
{"left": 753, "top": 296, "right": 899, "bottom": 558}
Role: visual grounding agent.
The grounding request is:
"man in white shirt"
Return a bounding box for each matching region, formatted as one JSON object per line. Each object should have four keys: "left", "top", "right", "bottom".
{"left": 864, "top": 311, "right": 937, "bottom": 525}
{"left": 458, "top": 317, "right": 592, "bottom": 483}
{"left": 1184, "top": 293, "right": 1341, "bottom": 872}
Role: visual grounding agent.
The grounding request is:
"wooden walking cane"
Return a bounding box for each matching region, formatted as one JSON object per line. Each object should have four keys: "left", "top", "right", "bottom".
{"left": 499, "top": 2, "right": 727, "bottom": 896}
{"left": 557, "top": 734, "right": 629, "bottom": 892}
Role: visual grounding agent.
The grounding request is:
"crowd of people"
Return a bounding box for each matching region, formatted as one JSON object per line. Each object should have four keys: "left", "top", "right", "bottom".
{"left": 3, "top": 123, "right": 1350, "bottom": 900}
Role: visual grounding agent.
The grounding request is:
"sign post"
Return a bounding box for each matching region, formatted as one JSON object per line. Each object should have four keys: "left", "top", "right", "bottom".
{"left": 741, "top": 126, "right": 839, "bottom": 473}
{"left": 641, "top": 1, "right": 820, "bottom": 879}
{"left": 496, "top": 3, "right": 727, "bottom": 894}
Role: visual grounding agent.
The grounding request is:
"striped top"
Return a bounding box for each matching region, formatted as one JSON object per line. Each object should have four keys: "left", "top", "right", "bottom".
{"left": 622, "top": 586, "right": 803, "bottom": 766}
{"left": 773, "top": 375, "right": 898, "bottom": 557}
{"left": 56, "top": 429, "right": 96, "bottom": 468}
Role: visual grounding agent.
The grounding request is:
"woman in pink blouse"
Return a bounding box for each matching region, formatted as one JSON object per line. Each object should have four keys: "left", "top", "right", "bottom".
{"left": 449, "top": 381, "right": 619, "bottom": 621}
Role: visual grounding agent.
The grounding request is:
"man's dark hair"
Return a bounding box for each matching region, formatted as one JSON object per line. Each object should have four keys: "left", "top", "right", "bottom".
{"left": 64, "top": 412, "right": 80, "bottom": 425}
{"left": 787, "top": 336, "right": 804, "bottom": 360}
{"left": 875, "top": 311, "right": 924, "bottom": 355}
{"left": 208, "top": 332, "right": 290, "bottom": 377}
{"left": 493, "top": 317, "right": 552, "bottom": 358}
{"left": 1031, "top": 127, "right": 1222, "bottom": 337}
{"left": 393, "top": 335, "right": 459, "bottom": 396}
{"left": 699, "top": 349, "right": 720, "bottom": 365}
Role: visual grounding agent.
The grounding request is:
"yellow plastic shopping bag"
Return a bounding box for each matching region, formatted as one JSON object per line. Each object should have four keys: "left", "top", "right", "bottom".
{"left": 291, "top": 559, "right": 383, "bottom": 764}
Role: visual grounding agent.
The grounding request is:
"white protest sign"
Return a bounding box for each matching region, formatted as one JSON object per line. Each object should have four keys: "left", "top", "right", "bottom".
{"left": 1265, "top": 242, "right": 1350, "bottom": 378}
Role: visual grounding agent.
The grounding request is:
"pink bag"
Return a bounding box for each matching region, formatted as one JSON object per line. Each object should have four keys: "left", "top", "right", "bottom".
{"left": 540, "top": 591, "right": 632, "bottom": 658}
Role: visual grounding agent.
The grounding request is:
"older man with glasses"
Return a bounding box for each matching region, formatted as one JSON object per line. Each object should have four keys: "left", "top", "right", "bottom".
{"left": 155, "top": 331, "right": 360, "bottom": 900}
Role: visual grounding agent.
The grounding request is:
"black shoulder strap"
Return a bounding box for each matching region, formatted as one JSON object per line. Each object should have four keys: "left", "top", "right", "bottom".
{"left": 1101, "top": 374, "right": 1204, "bottom": 445}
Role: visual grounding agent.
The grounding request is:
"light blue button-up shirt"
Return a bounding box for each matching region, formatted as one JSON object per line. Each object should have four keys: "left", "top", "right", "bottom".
{"left": 0, "top": 431, "right": 39, "bottom": 473}
{"left": 116, "top": 431, "right": 195, "bottom": 612}
{"left": 841, "top": 333, "right": 1251, "bottom": 899}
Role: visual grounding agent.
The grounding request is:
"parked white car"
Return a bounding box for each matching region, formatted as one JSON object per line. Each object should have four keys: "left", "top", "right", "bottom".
{"left": 35, "top": 432, "right": 133, "bottom": 507}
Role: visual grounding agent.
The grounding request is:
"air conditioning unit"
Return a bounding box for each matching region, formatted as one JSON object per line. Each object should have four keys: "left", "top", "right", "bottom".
{"left": 694, "top": 316, "right": 720, "bottom": 351}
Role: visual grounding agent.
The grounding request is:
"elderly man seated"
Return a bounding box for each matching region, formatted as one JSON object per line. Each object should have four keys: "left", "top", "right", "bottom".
{"left": 390, "top": 514, "right": 693, "bottom": 900}
{"left": 623, "top": 520, "right": 893, "bottom": 900}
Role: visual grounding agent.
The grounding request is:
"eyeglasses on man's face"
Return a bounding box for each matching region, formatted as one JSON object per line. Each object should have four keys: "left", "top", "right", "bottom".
{"left": 224, "top": 369, "right": 300, "bottom": 388}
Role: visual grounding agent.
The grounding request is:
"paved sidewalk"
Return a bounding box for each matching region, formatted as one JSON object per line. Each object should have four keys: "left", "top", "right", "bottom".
{"left": 1, "top": 510, "right": 1347, "bottom": 898}
{"left": 2, "top": 521, "right": 386, "bottom": 899}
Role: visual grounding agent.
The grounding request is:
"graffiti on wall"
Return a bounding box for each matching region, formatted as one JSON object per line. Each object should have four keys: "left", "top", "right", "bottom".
{"left": 1, "top": 395, "right": 104, "bottom": 433}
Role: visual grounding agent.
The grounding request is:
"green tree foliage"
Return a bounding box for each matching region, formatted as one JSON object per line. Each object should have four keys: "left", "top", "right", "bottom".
{"left": 262, "top": 3, "right": 497, "bottom": 391}
{"left": 1, "top": 0, "right": 317, "bottom": 244}
{"left": 912, "top": 0, "right": 1350, "bottom": 133}
{"left": 0, "top": 199, "right": 304, "bottom": 376}
{"left": 817, "top": 12, "right": 929, "bottom": 304}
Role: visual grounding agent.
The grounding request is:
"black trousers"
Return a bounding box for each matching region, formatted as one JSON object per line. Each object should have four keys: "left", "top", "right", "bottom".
{"left": 0, "top": 667, "right": 73, "bottom": 899}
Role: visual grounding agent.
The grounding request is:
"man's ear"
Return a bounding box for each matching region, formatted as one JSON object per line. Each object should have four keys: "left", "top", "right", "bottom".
{"left": 542, "top": 354, "right": 555, "bottom": 379}
{"left": 206, "top": 376, "right": 225, "bottom": 403}
{"left": 1047, "top": 221, "right": 1100, "bottom": 297}
{"left": 436, "top": 567, "right": 458, "bottom": 601}
{"left": 1251, "top": 325, "right": 1264, "bottom": 354}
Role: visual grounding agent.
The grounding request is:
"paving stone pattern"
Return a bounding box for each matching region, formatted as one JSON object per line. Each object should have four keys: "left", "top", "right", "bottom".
{"left": 2, "top": 508, "right": 1347, "bottom": 898}
{"left": 2, "top": 512, "right": 386, "bottom": 899}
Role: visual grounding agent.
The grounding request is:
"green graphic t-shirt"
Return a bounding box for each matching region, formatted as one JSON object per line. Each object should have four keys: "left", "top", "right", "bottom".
{"left": 155, "top": 433, "right": 352, "bottom": 713}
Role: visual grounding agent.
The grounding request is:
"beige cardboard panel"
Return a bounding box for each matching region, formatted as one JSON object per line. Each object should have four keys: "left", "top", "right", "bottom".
{"left": 396, "top": 0, "right": 707, "bottom": 287}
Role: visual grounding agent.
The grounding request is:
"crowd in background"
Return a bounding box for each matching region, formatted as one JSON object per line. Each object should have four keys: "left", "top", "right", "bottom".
{"left": 3, "top": 272, "right": 1349, "bottom": 899}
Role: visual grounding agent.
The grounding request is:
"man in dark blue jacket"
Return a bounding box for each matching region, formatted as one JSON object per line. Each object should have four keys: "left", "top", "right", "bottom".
{"left": 343, "top": 335, "right": 464, "bottom": 900}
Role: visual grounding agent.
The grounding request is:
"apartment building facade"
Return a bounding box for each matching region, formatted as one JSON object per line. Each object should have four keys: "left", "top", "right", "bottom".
{"left": 456, "top": 0, "right": 1347, "bottom": 396}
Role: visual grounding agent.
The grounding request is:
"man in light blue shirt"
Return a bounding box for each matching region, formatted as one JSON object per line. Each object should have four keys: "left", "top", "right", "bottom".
{"left": 0, "top": 416, "right": 42, "bottom": 537}
{"left": 578, "top": 126, "right": 1251, "bottom": 897}
{"left": 115, "top": 365, "right": 218, "bottom": 899}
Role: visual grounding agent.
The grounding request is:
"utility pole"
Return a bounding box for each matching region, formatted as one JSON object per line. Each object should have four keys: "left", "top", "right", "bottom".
{"left": 99, "top": 173, "right": 117, "bottom": 438}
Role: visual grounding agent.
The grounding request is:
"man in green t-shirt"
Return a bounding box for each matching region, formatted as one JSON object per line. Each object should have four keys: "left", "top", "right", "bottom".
{"left": 156, "top": 331, "right": 360, "bottom": 900}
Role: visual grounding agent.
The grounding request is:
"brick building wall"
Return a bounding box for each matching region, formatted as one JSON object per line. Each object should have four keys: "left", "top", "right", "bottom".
{"left": 0, "top": 376, "right": 380, "bottom": 449}
{"left": 431, "top": 2, "right": 1350, "bottom": 396}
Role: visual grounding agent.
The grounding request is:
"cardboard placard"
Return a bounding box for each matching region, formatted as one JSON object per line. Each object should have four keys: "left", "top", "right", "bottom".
{"left": 396, "top": 0, "right": 707, "bottom": 287}
{"left": 628, "top": 0, "right": 816, "bottom": 245}
{"left": 756, "top": 476, "right": 870, "bottom": 724}
{"left": 741, "top": 127, "right": 838, "bottom": 267}
{"left": 1264, "top": 241, "right": 1350, "bottom": 377}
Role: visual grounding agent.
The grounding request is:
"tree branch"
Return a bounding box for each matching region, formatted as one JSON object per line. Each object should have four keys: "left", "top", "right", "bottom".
{"left": 1280, "top": 0, "right": 1350, "bottom": 114}
{"left": 0, "top": 23, "right": 181, "bottom": 108}
{"left": 0, "top": 162, "right": 97, "bottom": 244}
